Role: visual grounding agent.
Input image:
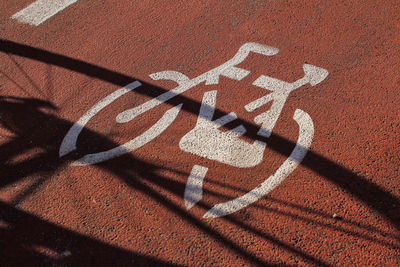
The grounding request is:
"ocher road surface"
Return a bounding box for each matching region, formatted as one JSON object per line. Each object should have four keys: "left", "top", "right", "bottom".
{"left": 0, "top": 1, "right": 399, "bottom": 266}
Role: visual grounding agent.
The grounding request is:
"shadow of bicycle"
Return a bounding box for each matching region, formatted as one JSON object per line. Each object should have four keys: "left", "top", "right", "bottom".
{"left": 0, "top": 39, "right": 399, "bottom": 266}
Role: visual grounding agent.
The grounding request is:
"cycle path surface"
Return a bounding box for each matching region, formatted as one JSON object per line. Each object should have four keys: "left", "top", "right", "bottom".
{"left": 0, "top": 1, "right": 399, "bottom": 266}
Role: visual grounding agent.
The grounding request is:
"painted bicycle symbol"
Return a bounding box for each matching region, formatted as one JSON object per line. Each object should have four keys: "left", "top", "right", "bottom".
{"left": 59, "top": 43, "right": 328, "bottom": 218}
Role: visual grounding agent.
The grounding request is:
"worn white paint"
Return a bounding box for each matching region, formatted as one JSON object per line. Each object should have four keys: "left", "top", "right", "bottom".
{"left": 179, "top": 90, "right": 266, "bottom": 168}
{"left": 203, "top": 108, "right": 314, "bottom": 218}
{"left": 59, "top": 81, "right": 142, "bottom": 157}
{"left": 202, "top": 43, "right": 279, "bottom": 85}
{"left": 59, "top": 42, "right": 329, "bottom": 218}
{"left": 71, "top": 104, "right": 182, "bottom": 166}
{"left": 11, "top": 0, "right": 78, "bottom": 26}
{"left": 59, "top": 81, "right": 182, "bottom": 165}
{"left": 184, "top": 165, "right": 209, "bottom": 210}
{"left": 245, "top": 64, "right": 328, "bottom": 137}
{"left": 116, "top": 43, "right": 278, "bottom": 123}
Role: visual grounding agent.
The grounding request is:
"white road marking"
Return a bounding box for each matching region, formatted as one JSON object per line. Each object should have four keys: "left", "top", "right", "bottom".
{"left": 203, "top": 108, "right": 315, "bottom": 218}
{"left": 184, "top": 165, "right": 208, "bottom": 210}
{"left": 59, "top": 81, "right": 182, "bottom": 166}
{"left": 59, "top": 81, "right": 142, "bottom": 158}
{"left": 71, "top": 104, "right": 182, "bottom": 166}
{"left": 59, "top": 42, "right": 329, "bottom": 217}
{"left": 116, "top": 43, "right": 278, "bottom": 123}
{"left": 179, "top": 91, "right": 267, "bottom": 168}
{"left": 245, "top": 64, "right": 328, "bottom": 138}
{"left": 11, "top": 0, "right": 79, "bottom": 26}
{"left": 60, "top": 43, "right": 278, "bottom": 166}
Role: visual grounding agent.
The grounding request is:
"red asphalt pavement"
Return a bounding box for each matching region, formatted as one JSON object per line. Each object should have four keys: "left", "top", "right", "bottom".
{"left": 0, "top": 1, "right": 400, "bottom": 266}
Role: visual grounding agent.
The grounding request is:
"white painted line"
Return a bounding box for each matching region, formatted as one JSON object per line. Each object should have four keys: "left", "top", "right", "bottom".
{"left": 59, "top": 81, "right": 142, "bottom": 158}
{"left": 203, "top": 108, "right": 315, "bottom": 218}
{"left": 179, "top": 91, "right": 267, "bottom": 168}
{"left": 184, "top": 165, "right": 208, "bottom": 210}
{"left": 116, "top": 43, "right": 279, "bottom": 123}
{"left": 71, "top": 103, "right": 182, "bottom": 166}
{"left": 59, "top": 80, "right": 183, "bottom": 166}
{"left": 245, "top": 64, "right": 328, "bottom": 138}
{"left": 11, "top": 0, "right": 79, "bottom": 26}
